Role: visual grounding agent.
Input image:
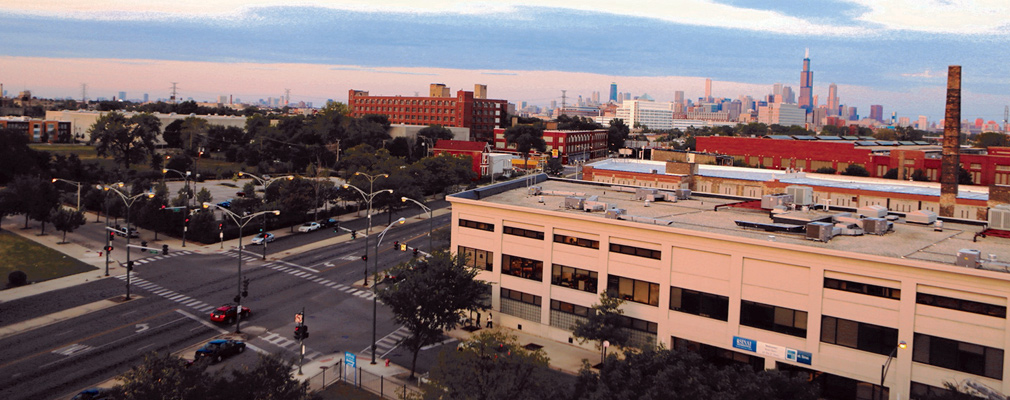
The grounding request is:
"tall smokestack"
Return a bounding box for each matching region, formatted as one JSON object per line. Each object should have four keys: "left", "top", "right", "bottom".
{"left": 939, "top": 65, "right": 961, "bottom": 217}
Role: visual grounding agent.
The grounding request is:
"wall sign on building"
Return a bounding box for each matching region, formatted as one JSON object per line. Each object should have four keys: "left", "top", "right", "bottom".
{"left": 732, "top": 336, "right": 812, "bottom": 365}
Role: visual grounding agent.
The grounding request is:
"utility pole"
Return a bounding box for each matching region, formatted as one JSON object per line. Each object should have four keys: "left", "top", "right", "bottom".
{"left": 80, "top": 83, "right": 88, "bottom": 104}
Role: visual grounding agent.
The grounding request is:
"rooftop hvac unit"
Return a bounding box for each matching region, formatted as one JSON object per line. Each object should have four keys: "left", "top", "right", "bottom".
{"left": 906, "top": 210, "right": 937, "bottom": 225}
{"left": 857, "top": 205, "right": 888, "bottom": 218}
{"left": 605, "top": 208, "right": 626, "bottom": 219}
{"left": 646, "top": 193, "right": 665, "bottom": 202}
{"left": 528, "top": 186, "right": 542, "bottom": 195}
{"left": 674, "top": 189, "right": 692, "bottom": 200}
{"left": 805, "top": 222, "right": 834, "bottom": 242}
{"left": 761, "top": 194, "right": 794, "bottom": 210}
{"left": 786, "top": 186, "right": 813, "bottom": 206}
{"left": 564, "top": 196, "right": 584, "bottom": 209}
{"left": 862, "top": 218, "right": 892, "bottom": 235}
{"left": 988, "top": 205, "right": 1010, "bottom": 230}
{"left": 634, "top": 188, "right": 660, "bottom": 200}
{"left": 956, "top": 249, "right": 981, "bottom": 268}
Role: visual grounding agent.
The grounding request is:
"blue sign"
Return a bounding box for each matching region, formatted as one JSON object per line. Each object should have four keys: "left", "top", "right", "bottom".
{"left": 732, "top": 336, "right": 757, "bottom": 352}
{"left": 795, "top": 351, "right": 813, "bottom": 365}
{"left": 344, "top": 351, "right": 356, "bottom": 368}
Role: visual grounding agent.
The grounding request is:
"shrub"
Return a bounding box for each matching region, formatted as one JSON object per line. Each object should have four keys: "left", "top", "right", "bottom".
{"left": 7, "top": 270, "right": 28, "bottom": 288}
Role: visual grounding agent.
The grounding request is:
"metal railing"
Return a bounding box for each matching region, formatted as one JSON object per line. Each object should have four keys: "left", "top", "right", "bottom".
{"left": 304, "top": 358, "right": 425, "bottom": 399}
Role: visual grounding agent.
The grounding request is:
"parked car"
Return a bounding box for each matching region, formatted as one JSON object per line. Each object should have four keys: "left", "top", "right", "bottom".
{"left": 71, "top": 388, "right": 115, "bottom": 400}
{"left": 250, "top": 232, "right": 275, "bottom": 245}
{"left": 297, "top": 222, "right": 321, "bottom": 233}
{"left": 318, "top": 218, "right": 338, "bottom": 228}
{"left": 217, "top": 199, "right": 232, "bottom": 209}
{"left": 209, "top": 304, "right": 250, "bottom": 324}
{"left": 195, "top": 339, "right": 245, "bottom": 363}
{"left": 113, "top": 225, "right": 139, "bottom": 238}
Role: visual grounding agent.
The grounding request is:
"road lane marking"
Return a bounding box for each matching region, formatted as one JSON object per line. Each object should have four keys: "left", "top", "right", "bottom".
{"left": 0, "top": 298, "right": 128, "bottom": 341}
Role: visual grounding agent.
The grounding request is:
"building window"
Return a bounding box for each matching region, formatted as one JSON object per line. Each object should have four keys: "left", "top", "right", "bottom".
{"left": 739, "top": 300, "right": 807, "bottom": 338}
{"left": 551, "top": 264, "right": 598, "bottom": 293}
{"left": 670, "top": 287, "right": 729, "bottom": 321}
{"left": 458, "top": 246, "right": 492, "bottom": 271}
{"left": 501, "top": 288, "right": 541, "bottom": 322}
{"left": 916, "top": 293, "right": 1006, "bottom": 318}
{"left": 673, "top": 336, "right": 764, "bottom": 371}
{"left": 606, "top": 275, "right": 660, "bottom": 306}
{"left": 503, "top": 226, "right": 544, "bottom": 240}
{"left": 824, "top": 277, "right": 900, "bottom": 300}
{"left": 609, "top": 243, "right": 661, "bottom": 260}
{"left": 910, "top": 382, "right": 960, "bottom": 400}
{"left": 820, "top": 316, "right": 898, "bottom": 356}
{"left": 553, "top": 234, "right": 599, "bottom": 249}
{"left": 502, "top": 287, "right": 541, "bottom": 306}
{"left": 502, "top": 254, "right": 543, "bottom": 281}
{"left": 459, "top": 219, "right": 494, "bottom": 232}
{"left": 620, "top": 315, "right": 658, "bottom": 334}
{"left": 913, "top": 333, "right": 1003, "bottom": 379}
{"left": 551, "top": 299, "right": 589, "bottom": 317}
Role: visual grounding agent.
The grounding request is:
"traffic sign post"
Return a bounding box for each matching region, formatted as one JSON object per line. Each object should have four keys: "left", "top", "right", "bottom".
{"left": 344, "top": 351, "right": 357, "bottom": 386}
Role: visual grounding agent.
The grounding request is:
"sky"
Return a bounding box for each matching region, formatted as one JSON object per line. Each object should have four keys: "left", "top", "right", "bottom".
{"left": 1, "top": 0, "right": 1008, "bottom": 123}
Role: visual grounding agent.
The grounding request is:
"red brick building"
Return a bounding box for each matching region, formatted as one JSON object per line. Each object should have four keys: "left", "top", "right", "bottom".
{"left": 695, "top": 136, "right": 1010, "bottom": 186}
{"left": 432, "top": 139, "right": 489, "bottom": 178}
{"left": 492, "top": 128, "right": 608, "bottom": 164}
{"left": 348, "top": 86, "right": 508, "bottom": 142}
{"left": 0, "top": 118, "right": 72, "bottom": 143}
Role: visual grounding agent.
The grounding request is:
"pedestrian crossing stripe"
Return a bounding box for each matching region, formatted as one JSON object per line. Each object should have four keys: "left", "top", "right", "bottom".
{"left": 113, "top": 276, "right": 214, "bottom": 315}
{"left": 361, "top": 326, "right": 410, "bottom": 357}
{"left": 53, "top": 343, "right": 93, "bottom": 356}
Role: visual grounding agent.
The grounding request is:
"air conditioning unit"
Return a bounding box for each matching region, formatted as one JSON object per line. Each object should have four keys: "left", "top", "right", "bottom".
{"left": 857, "top": 205, "right": 888, "bottom": 218}
{"left": 761, "top": 194, "right": 794, "bottom": 209}
{"left": 988, "top": 205, "right": 1010, "bottom": 230}
{"left": 634, "top": 188, "right": 659, "bottom": 201}
{"left": 956, "top": 249, "right": 981, "bottom": 268}
{"left": 605, "top": 208, "right": 626, "bottom": 219}
{"left": 862, "top": 218, "right": 891, "bottom": 235}
{"left": 907, "top": 210, "right": 937, "bottom": 225}
{"left": 528, "top": 186, "right": 542, "bottom": 195}
{"left": 786, "top": 186, "right": 813, "bottom": 206}
{"left": 564, "top": 197, "right": 584, "bottom": 209}
{"left": 805, "top": 222, "right": 834, "bottom": 242}
{"left": 674, "top": 189, "right": 691, "bottom": 200}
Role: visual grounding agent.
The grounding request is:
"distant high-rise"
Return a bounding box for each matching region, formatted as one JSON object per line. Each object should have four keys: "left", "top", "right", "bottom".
{"left": 827, "top": 83, "right": 839, "bottom": 116}
{"left": 782, "top": 86, "right": 795, "bottom": 104}
{"left": 609, "top": 83, "right": 617, "bottom": 103}
{"left": 798, "top": 49, "right": 814, "bottom": 112}
{"left": 704, "top": 78, "right": 713, "bottom": 102}
{"left": 674, "top": 91, "right": 685, "bottom": 113}
{"left": 118, "top": 91, "right": 126, "bottom": 101}
{"left": 870, "top": 105, "right": 883, "bottom": 122}
{"left": 143, "top": 93, "right": 149, "bottom": 103}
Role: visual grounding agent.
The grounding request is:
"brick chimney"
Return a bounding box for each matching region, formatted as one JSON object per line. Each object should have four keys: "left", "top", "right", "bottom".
{"left": 939, "top": 66, "right": 961, "bottom": 217}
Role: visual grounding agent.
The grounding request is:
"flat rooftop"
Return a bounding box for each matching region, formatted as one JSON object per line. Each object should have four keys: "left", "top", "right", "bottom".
{"left": 474, "top": 178, "right": 1010, "bottom": 268}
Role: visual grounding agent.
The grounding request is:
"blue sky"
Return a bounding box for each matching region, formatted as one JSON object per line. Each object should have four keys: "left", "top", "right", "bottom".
{"left": 1, "top": 1, "right": 1008, "bottom": 123}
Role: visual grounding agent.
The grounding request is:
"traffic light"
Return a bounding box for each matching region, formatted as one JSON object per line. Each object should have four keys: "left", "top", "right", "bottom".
{"left": 160, "top": 204, "right": 166, "bottom": 210}
{"left": 361, "top": 254, "right": 368, "bottom": 262}
{"left": 413, "top": 248, "right": 419, "bottom": 256}
{"left": 351, "top": 231, "right": 357, "bottom": 239}
{"left": 184, "top": 217, "right": 190, "bottom": 224}
{"left": 109, "top": 231, "right": 115, "bottom": 241}
{"left": 393, "top": 241, "right": 398, "bottom": 249}
{"left": 219, "top": 223, "right": 223, "bottom": 230}
{"left": 105, "top": 245, "right": 114, "bottom": 252}
{"left": 162, "top": 244, "right": 169, "bottom": 255}
{"left": 233, "top": 295, "right": 241, "bottom": 303}
{"left": 294, "top": 325, "right": 309, "bottom": 340}
{"left": 242, "top": 278, "right": 249, "bottom": 298}
{"left": 127, "top": 261, "right": 134, "bottom": 271}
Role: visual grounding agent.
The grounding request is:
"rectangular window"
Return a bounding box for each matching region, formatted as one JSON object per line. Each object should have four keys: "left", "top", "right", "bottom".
{"left": 824, "top": 277, "right": 900, "bottom": 300}
{"left": 459, "top": 219, "right": 494, "bottom": 232}
{"left": 501, "top": 288, "right": 541, "bottom": 306}
{"left": 550, "top": 299, "right": 589, "bottom": 317}
{"left": 553, "top": 234, "right": 600, "bottom": 249}
{"left": 670, "top": 287, "right": 729, "bottom": 321}
{"left": 502, "top": 254, "right": 543, "bottom": 282}
{"left": 673, "top": 336, "right": 764, "bottom": 371}
{"left": 916, "top": 293, "right": 1006, "bottom": 318}
{"left": 458, "top": 246, "right": 493, "bottom": 271}
{"left": 503, "top": 226, "right": 545, "bottom": 240}
{"left": 621, "top": 315, "right": 658, "bottom": 334}
{"left": 820, "top": 316, "right": 898, "bottom": 355}
{"left": 913, "top": 333, "right": 1003, "bottom": 379}
{"left": 551, "top": 264, "right": 598, "bottom": 293}
{"left": 609, "top": 243, "right": 661, "bottom": 260}
{"left": 607, "top": 275, "right": 660, "bottom": 306}
{"left": 740, "top": 300, "right": 807, "bottom": 338}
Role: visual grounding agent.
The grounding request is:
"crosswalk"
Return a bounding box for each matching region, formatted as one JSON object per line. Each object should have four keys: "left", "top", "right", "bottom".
{"left": 221, "top": 250, "right": 261, "bottom": 264}
{"left": 130, "top": 250, "right": 195, "bottom": 266}
{"left": 262, "top": 262, "right": 376, "bottom": 301}
{"left": 362, "top": 326, "right": 410, "bottom": 358}
{"left": 115, "top": 276, "right": 218, "bottom": 314}
{"left": 259, "top": 331, "right": 323, "bottom": 360}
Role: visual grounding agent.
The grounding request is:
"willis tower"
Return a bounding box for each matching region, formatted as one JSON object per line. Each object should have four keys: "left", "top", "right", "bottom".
{"left": 798, "top": 49, "right": 813, "bottom": 112}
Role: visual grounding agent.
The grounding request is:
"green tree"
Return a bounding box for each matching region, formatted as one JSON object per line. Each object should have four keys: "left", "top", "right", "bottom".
{"left": 89, "top": 111, "right": 160, "bottom": 169}
{"left": 736, "top": 122, "right": 768, "bottom": 137}
{"left": 423, "top": 330, "right": 565, "bottom": 400}
{"left": 377, "top": 250, "right": 488, "bottom": 378}
{"left": 874, "top": 128, "right": 897, "bottom": 140}
{"left": 572, "top": 293, "right": 629, "bottom": 363}
{"left": 912, "top": 169, "right": 930, "bottom": 182}
{"left": 841, "top": 164, "right": 871, "bottom": 177}
{"left": 974, "top": 131, "right": 1009, "bottom": 148}
{"left": 815, "top": 167, "right": 837, "bottom": 174}
{"left": 821, "top": 125, "right": 845, "bottom": 136}
{"left": 958, "top": 166, "right": 974, "bottom": 185}
{"left": 0, "top": 128, "right": 48, "bottom": 185}
{"left": 116, "top": 352, "right": 213, "bottom": 400}
{"left": 162, "top": 119, "right": 184, "bottom": 148}
{"left": 50, "top": 207, "right": 86, "bottom": 244}
{"left": 503, "top": 124, "right": 546, "bottom": 167}
{"left": 607, "top": 119, "right": 630, "bottom": 152}
{"left": 226, "top": 353, "right": 314, "bottom": 400}
{"left": 179, "top": 116, "right": 209, "bottom": 153}
{"left": 195, "top": 187, "right": 213, "bottom": 205}
{"left": 546, "top": 157, "right": 564, "bottom": 177}
{"left": 409, "top": 153, "right": 476, "bottom": 198}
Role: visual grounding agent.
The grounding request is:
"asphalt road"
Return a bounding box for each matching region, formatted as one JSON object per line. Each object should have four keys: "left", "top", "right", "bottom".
{"left": 0, "top": 208, "right": 453, "bottom": 399}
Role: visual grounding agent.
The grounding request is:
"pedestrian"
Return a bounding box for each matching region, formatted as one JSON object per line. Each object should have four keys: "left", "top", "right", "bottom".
{"left": 476, "top": 312, "right": 482, "bottom": 328}
{"left": 487, "top": 312, "right": 493, "bottom": 328}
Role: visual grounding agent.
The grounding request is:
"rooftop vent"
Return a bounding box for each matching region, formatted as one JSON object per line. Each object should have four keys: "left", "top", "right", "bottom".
{"left": 786, "top": 186, "right": 813, "bottom": 206}
{"left": 907, "top": 210, "right": 938, "bottom": 225}
{"left": 989, "top": 204, "right": 1010, "bottom": 230}
{"left": 761, "top": 194, "right": 794, "bottom": 210}
{"left": 857, "top": 205, "right": 888, "bottom": 218}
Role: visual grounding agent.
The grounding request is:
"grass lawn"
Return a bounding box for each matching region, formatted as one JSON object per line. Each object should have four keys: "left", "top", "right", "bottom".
{"left": 0, "top": 230, "right": 94, "bottom": 286}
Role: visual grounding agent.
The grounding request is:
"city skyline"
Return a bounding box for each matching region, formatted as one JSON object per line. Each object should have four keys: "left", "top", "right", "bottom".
{"left": 1, "top": 1, "right": 1008, "bottom": 122}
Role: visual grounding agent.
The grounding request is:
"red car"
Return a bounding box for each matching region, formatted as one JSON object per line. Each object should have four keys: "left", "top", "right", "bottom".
{"left": 210, "top": 304, "right": 251, "bottom": 323}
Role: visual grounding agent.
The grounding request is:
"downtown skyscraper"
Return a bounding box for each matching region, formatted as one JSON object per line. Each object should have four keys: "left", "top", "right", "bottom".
{"left": 798, "top": 49, "right": 814, "bottom": 112}
{"left": 609, "top": 82, "right": 617, "bottom": 103}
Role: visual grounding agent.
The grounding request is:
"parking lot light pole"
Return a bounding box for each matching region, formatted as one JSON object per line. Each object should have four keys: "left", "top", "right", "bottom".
{"left": 52, "top": 178, "right": 82, "bottom": 211}
{"left": 162, "top": 168, "right": 192, "bottom": 247}
{"left": 99, "top": 184, "right": 154, "bottom": 300}
{"left": 204, "top": 203, "right": 280, "bottom": 334}
{"left": 879, "top": 340, "right": 907, "bottom": 400}
{"left": 343, "top": 179, "right": 391, "bottom": 286}
{"left": 400, "top": 197, "right": 433, "bottom": 252}
{"left": 238, "top": 172, "right": 293, "bottom": 260}
{"left": 372, "top": 217, "right": 405, "bottom": 364}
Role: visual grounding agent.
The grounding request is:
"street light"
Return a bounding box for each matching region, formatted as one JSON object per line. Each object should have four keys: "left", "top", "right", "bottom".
{"left": 203, "top": 202, "right": 280, "bottom": 334}
{"left": 162, "top": 168, "right": 192, "bottom": 247}
{"left": 238, "top": 172, "right": 293, "bottom": 260}
{"left": 879, "top": 340, "right": 907, "bottom": 400}
{"left": 372, "top": 217, "right": 405, "bottom": 364}
{"left": 52, "top": 178, "right": 82, "bottom": 211}
{"left": 98, "top": 184, "right": 154, "bottom": 297}
{"left": 400, "top": 197, "right": 433, "bottom": 252}
{"left": 343, "top": 177, "right": 392, "bottom": 286}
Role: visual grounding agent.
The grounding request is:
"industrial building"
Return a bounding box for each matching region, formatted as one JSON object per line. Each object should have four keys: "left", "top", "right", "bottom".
{"left": 347, "top": 84, "right": 509, "bottom": 142}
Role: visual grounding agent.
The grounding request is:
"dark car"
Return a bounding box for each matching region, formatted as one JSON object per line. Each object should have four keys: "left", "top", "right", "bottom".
{"left": 318, "top": 218, "right": 338, "bottom": 228}
{"left": 209, "top": 304, "right": 250, "bottom": 323}
{"left": 195, "top": 339, "right": 246, "bottom": 363}
{"left": 71, "top": 388, "right": 114, "bottom": 400}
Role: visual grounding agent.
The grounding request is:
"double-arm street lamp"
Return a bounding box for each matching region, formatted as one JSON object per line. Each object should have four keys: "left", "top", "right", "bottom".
{"left": 343, "top": 172, "right": 391, "bottom": 285}
{"left": 52, "top": 178, "right": 82, "bottom": 211}
{"left": 371, "top": 217, "right": 405, "bottom": 364}
{"left": 98, "top": 184, "right": 154, "bottom": 295}
{"left": 203, "top": 203, "right": 280, "bottom": 334}
{"left": 879, "top": 340, "right": 907, "bottom": 400}
{"left": 238, "top": 172, "right": 293, "bottom": 260}
{"left": 162, "top": 168, "right": 192, "bottom": 247}
{"left": 400, "top": 197, "right": 432, "bottom": 252}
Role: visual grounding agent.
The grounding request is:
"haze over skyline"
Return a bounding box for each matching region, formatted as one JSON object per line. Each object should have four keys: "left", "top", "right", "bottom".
{"left": 2, "top": 1, "right": 1008, "bottom": 122}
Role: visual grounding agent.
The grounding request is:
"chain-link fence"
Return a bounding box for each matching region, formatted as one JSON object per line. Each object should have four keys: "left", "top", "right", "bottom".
{"left": 303, "top": 358, "right": 424, "bottom": 400}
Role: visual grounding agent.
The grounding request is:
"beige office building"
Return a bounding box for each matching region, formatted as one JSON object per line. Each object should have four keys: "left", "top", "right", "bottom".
{"left": 449, "top": 176, "right": 1010, "bottom": 400}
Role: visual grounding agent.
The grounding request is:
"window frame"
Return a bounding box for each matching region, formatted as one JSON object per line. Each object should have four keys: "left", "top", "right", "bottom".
{"left": 739, "top": 300, "right": 808, "bottom": 338}
{"left": 503, "top": 226, "right": 545, "bottom": 240}
{"left": 670, "top": 286, "right": 729, "bottom": 321}
{"left": 551, "top": 264, "right": 598, "bottom": 293}
{"left": 606, "top": 275, "right": 660, "bottom": 307}
{"left": 608, "top": 243, "right": 661, "bottom": 260}
{"left": 459, "top": 219, "right": 494, "bottom": 232}
{"left": 553, "top": 234, "right": 600, "bottom": 249}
